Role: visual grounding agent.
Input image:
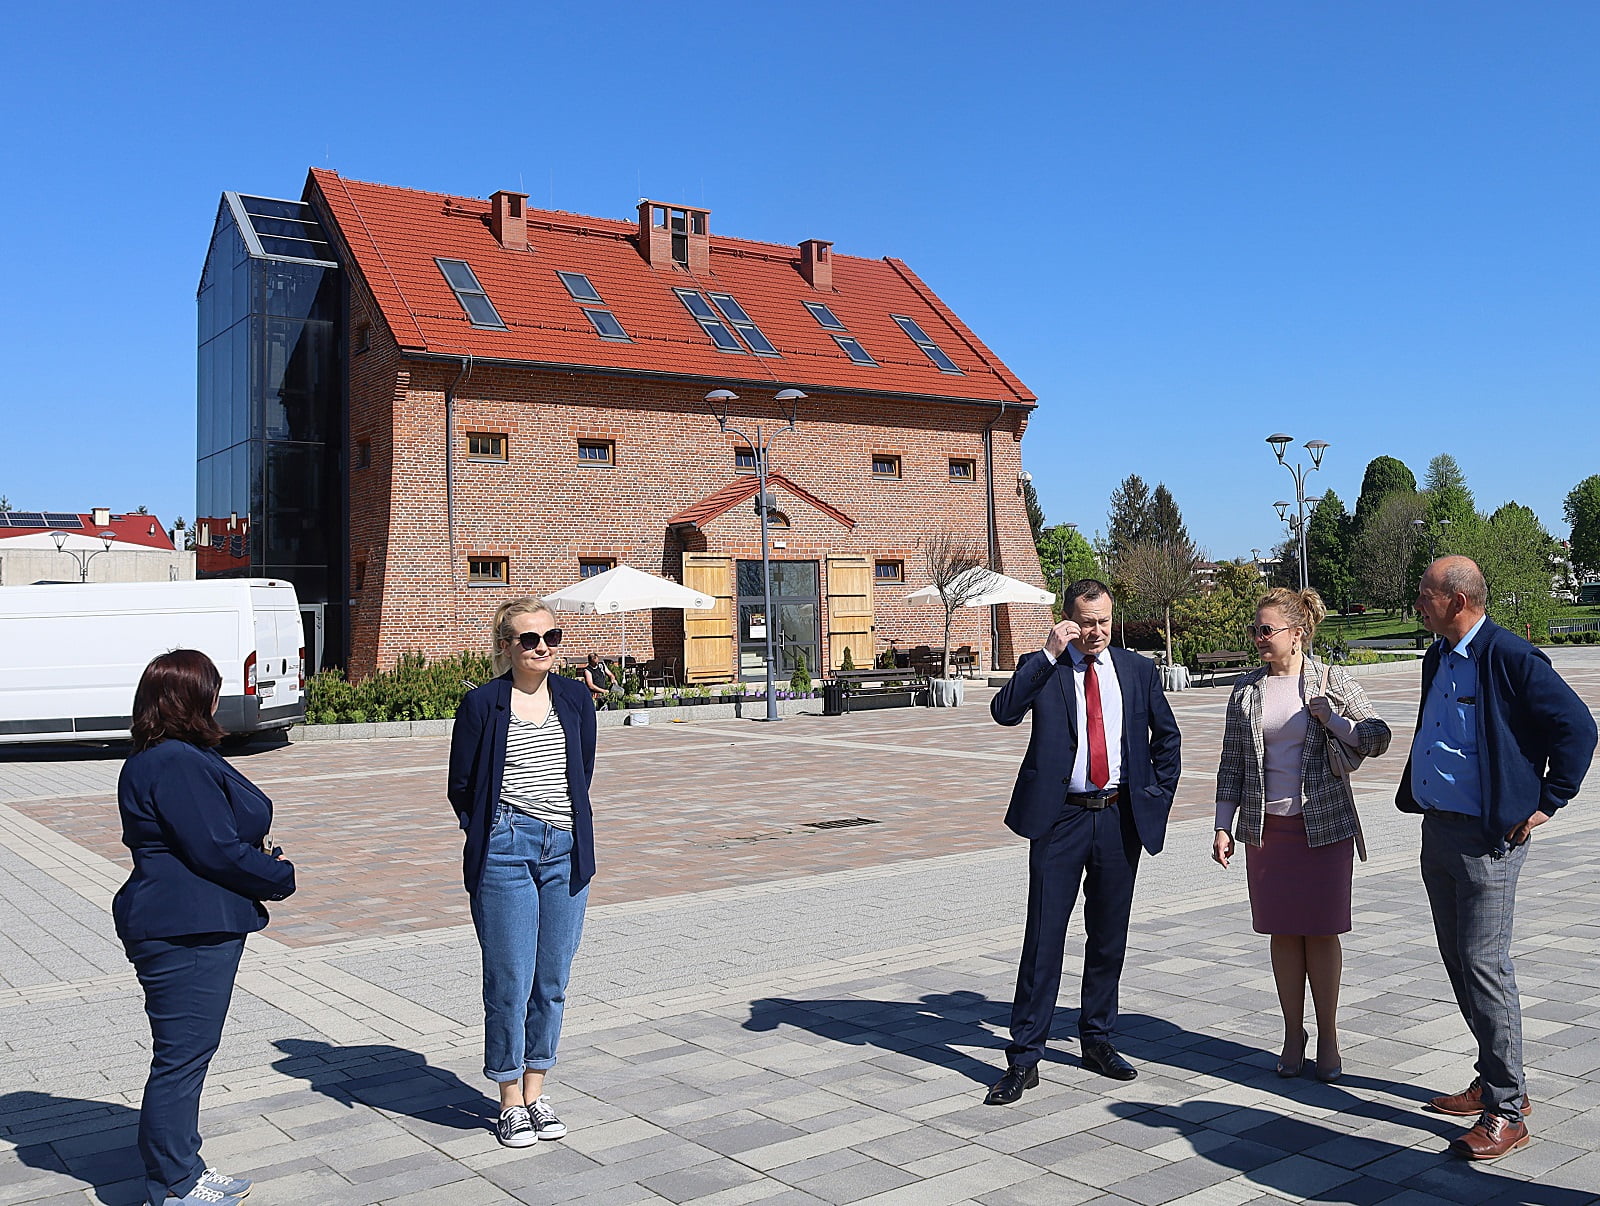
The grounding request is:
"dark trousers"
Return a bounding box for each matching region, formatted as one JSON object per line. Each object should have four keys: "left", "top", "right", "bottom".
{"left": 1007, "top": 798, "right": 1142, "bottom": 1066}
{"left": 124, "top": 932, "right": 246, "bottom": 1205}
{"left": 1420, "top": 810, "right": 1527, "bottom": 1122}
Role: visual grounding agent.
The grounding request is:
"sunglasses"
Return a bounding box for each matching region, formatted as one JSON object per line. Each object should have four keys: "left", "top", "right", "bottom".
{"left": 513, "top": 628, "right": 563, "bottom": 650}
{"left": 1245, "top": 624, "right": 1297, "bottom": 639}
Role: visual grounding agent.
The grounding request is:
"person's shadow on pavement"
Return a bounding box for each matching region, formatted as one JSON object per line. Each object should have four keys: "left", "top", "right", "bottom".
{"left": 0, "top": 1090, "right": 142, "bottom": 1204}
{"left": 270, "top": 1038, "right": 493, "bottom": 1133}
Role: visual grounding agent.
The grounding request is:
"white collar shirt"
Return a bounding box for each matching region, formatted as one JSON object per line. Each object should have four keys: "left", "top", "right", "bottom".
{"left": 1066, "top": 645, "right": 1123, "bottom": 792}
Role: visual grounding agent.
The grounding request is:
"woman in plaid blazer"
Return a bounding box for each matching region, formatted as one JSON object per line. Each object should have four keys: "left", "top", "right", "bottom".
{"left": 1211, "top": 588, "right": 1391, "bottom": 1082}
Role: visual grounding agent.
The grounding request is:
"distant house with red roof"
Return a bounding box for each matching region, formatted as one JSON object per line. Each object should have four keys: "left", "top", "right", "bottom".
{"left": 198, "top": 172, "right": 1045, "bottom": 679}
{"left": 0, "top": 507, "right": 193, "bottom": 585}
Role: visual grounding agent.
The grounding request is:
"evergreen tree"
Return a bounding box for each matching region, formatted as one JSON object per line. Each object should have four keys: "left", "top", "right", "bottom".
{"left": 1353, "top": 456, "right": 1417, "bottom": 537}
{"left": 1106, "top": 474, "right": 1154, "bottom": 557}
{"left": 1413, "top": 453, "right": 1481, "bottom": 582}
{"left": 1423, "top": 453, "right": 1470, "bottom": 497}
{"left": 1021, "top": 477, "right": 1045, "bottom": 544}
{"left": 1306, "top": 489, "right": 1354, "bottom": 612}
{"left": 1564, "top": 474, "right": 1600, "bottom": 580}
{"left": 1150, "top": 484, "right": 1190, "bottom": 548}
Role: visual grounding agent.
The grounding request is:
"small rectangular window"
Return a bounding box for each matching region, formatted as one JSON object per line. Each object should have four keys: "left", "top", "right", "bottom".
{"left": 579, "top": 558, "right": 616, "bottom": 579}
{"left": 708, "top": 292, "right": 780, "bottom": 356}
{"left": 354, "top": 323, "right": 371, "bottom": 353}
{"left": 834, "top": 335, "right": 877, "bottom": 366}
{"left": 577, "top": 440, "right": 615, "bottom": 466}
{"left": 734, "top": 447, "right": 758, "bottom": 470}
{"left": 892, "top": 314, "right": 962, "bottom": 373}
{"left": 872, "top": 455, "right": 901, "bottom": 479}
{"left": 875, "top": 560, "right": 904, "bottom": 582}
{"left": 582, "top": 308, "right": 631, "bottom": 342}
{"left": 557, "top": 271, "right": 603, "bottom": 302}
{"left": 468, "top": 557, "right": 509, "bottom": 586}
{"left": 436, "top": 258, "right": 506, "bottom": 329}
{"left": 468, "top": 432, "right": 507, "bottom": 461}
{"left": 803, "top": 300, "right": 846, "bottom": 330}
{"left": 355, "top": 440, "right": 371, "bottom": 469}
{"left": 675, "top": 288, "right": 745, "bottom": 352}
{"left": 948, "top": 458, "right": 977, "bottom": 481}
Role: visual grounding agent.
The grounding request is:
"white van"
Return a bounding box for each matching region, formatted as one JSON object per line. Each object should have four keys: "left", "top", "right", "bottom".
{"left": 0, "top": 579, "right": 305, "bottom": 744}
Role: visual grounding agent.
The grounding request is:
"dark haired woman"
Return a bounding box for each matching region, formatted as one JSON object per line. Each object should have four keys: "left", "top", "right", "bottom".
{"left": 114, "top": 649, "right": 296, "bottom": 1206}
{"left": 448, "top": 597, "right": 597, "bottom": 1148}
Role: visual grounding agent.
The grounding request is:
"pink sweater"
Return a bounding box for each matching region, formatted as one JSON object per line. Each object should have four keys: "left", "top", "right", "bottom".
{"left": 1215, "top": 672, "right": 1359, "bottom": 832}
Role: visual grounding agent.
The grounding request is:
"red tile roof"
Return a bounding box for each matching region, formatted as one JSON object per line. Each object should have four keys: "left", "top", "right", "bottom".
{"left": 666, "top": 473, "right": 857, "bottom": 532}
{"left": 307, "top": 170, "right": 1035, "bottom": 407}
{"left": 0, "top": 513, "right": 176, "bottom": 551}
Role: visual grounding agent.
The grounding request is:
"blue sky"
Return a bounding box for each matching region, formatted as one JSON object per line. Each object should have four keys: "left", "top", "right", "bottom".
{"left": 3, "top": 1, "right": 1594, "bottom": 559}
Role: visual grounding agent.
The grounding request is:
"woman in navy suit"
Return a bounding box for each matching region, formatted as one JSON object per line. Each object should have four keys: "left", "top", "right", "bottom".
{"left": 114, "top": 649, "right": 296, "bottom": 1206}
{"left": 448, "top": 597, "right": 597, "bottom": 1148}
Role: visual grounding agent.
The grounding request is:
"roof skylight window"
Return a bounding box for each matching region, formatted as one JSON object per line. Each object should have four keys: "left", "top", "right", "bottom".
{"left": 557, "top": 271, "right": 603, "bottom": 303}
{"left": 675, "top": 289, "right": 744, "bottom": 353}
{"left": 582, "top": 308, "right": 631, "bottom": 342}
{"left": 436, "top": 259, "right": 506, "bottom": 329}
{"left": 708, "top": 292, "right": 780, "bottom": 356}
{"left": 834, "top": 336, "right": 877, "bottom": 366}
{"left": 803, "top": 301, "right": 846, "bottom": 331}
{"left": 892, "top": 314, "right": 962, "bottom": 374}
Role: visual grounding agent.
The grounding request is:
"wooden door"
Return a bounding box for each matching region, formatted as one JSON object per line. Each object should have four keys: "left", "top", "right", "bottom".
{"left": 825, "top": 556, "right": 875, "bottom": 670}
{"left": 682, "top": 553, "right": 734, "bottom": 682}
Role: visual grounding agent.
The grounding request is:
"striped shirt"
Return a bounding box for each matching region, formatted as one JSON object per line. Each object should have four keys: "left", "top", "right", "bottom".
{"left": 501, "top": 712, "right": 574, "bottom": 829}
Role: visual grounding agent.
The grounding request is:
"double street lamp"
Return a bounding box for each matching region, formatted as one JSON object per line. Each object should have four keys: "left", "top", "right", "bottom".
{"left": 705, "top": 387, "right": 806, "bottom": 723}
{"left": 1412, "top": 517, "right": 1451, "bottom": 561}
{"left": 51, "top": 530, "right": 117, "bottom": 582}
{"left": 1267, "top": 434, "right": 1329, "bottom": 592}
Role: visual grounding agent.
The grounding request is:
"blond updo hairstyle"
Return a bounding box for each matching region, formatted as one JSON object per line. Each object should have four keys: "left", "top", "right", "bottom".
{"left": 1256, "top": 586, "right": 1327, "bottom": 653}
{"left": 491, "top": 596, "right": 553, "bottom": 674}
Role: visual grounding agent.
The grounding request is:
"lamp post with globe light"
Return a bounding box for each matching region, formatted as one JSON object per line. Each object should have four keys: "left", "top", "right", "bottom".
{"left": 1267, "top": 435, "right": 1329, "bottom": 593}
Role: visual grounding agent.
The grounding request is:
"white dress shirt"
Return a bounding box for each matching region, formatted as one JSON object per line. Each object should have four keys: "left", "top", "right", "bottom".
{"left": 1042, "top": 643, "right": 1124, "bottom": 791}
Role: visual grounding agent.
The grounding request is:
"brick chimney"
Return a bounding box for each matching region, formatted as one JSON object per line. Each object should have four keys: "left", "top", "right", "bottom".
{"left": 799, "top": 239, "right": 833, "bottom": 291}
{"left": 637, "top": 200, "right": 710, "bottom": 272}
{"left": 489, "top": 190, "right": 529, "bottom": 251}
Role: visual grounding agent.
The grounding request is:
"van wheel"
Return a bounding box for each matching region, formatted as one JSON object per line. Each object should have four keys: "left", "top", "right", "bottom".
{"left": 220, "top": 732, "right": 253, "bottom": 749}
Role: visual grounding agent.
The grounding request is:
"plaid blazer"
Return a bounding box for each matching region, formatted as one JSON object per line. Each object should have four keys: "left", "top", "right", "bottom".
{"left": 1215, "top": 656, "right": 1392, "bottom": 851}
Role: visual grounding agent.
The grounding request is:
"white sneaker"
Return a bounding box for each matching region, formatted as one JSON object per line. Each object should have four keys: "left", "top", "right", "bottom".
{"left": 197, "top": 1168, "right": 252, "bottom": 1198}
{"left": 496, "top": 1104, "right": 538, "bottom": 1148}
{"left": 529, "top": 1095, "right": 567, "bottom": 1140}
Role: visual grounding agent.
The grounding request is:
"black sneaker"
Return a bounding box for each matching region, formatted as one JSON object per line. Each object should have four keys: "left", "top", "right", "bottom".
{"left": 529, "top": 1095, "right": 567, "bottom": 1140}
{"left": 496, "top": 1105, "right": 537, "bottom": 1147}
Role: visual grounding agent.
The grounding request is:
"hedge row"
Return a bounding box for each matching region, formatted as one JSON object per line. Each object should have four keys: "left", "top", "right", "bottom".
{"left": 1548, "top": 631, "right": 1600, "bottom": 645}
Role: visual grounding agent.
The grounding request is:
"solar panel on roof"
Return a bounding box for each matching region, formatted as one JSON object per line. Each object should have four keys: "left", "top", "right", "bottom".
{"left": 6, "top": 512, "right": 46, "bottom": 526}
{"left": 43, "top": 513, "right": 83, "bottom": 528}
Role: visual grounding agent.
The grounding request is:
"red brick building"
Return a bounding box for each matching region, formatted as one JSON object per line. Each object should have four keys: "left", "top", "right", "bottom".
{"left": 200, "top": 171, "right": 1046, "bottom": 679}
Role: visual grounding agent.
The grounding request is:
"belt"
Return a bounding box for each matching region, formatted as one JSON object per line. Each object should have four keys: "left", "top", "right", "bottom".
{"left": 1065, "top": 788, "right": 1122, "bottom": 810}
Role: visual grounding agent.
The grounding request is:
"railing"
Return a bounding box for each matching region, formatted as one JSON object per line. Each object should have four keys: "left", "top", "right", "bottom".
{"left": 1550, "top": 620, "right": 1600, "bottom": 635}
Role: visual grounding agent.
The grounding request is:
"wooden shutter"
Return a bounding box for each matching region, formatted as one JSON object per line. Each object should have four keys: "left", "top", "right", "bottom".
{"left": 826, "top": 556, "right": 875, "bottom": 670}
{"left": 682, "top": 553, "right": 734, "bottom": 683}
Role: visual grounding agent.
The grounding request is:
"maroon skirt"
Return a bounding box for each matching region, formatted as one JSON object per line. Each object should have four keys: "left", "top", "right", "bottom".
{"left": 1245, "top": 813, "right": 1353, "bottom": 936}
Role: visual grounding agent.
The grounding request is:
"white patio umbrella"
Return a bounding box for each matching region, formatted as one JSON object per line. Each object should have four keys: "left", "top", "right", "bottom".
{"left": 541, "top": 564, "right": 714, "bottom": 673}
{"left": 904, "top": 567, "right": 1055, "bottom": 608}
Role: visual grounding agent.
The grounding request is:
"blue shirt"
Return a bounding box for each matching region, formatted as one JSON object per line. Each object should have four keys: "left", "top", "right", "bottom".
{"left": 1409, "top": 615, "right": 1486, "bottom": 816}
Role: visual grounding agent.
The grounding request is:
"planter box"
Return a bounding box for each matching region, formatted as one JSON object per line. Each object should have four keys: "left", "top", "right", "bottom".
{"left": 847, "top": 689, "right": 919, "bottom": 712}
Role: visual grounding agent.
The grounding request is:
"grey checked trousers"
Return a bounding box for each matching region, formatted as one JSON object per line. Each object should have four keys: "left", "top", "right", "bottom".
{"left": 1420, "top": 809, "right": 1528, "bottom": 1121}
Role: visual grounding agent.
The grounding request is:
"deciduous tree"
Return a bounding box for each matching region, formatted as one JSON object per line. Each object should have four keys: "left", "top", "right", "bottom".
{"left": 1480, "top": 503, "right": 1559, "bottom": 641}
{"left": 1118, "top": 539, "right": 1200, "bottom": 664}
{"left": 1037, "top": 525, "right": 1100, "bottom": 619}
{"left": 921, "top": 531, "right": 988, "bottom": 679}
{"left": 1355, "top": 491, "right": 1425, "bottom": 613}
{"left": 1564, "top": 474, "right": 1600, "bottom": 580}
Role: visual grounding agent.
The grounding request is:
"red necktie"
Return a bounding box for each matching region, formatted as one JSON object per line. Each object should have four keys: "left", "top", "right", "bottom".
{"left": 1084, "top": 657, "right": 1109, "bottom": 790}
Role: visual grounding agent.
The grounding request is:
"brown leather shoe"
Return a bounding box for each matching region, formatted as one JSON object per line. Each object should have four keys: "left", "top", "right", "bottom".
{"left": 1427, "top": 1077, "right": 1532, "bottom": 1117}
{"left": 1449, "top": 1113, "right": 1530, "bottom": 1160}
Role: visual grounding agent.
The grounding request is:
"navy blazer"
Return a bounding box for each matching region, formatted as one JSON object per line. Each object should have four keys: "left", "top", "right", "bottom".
{"left": 112, "top": 740, "right": 296, "bottom": 942}
{"left": 991, "top": 646, "right": 1182, "bottom": 854}
{"left": 448, "top": 670, "right": 597, "bottom": 895}
{"left": 1396, "top": 618, "right": 1596, "bottom": 853}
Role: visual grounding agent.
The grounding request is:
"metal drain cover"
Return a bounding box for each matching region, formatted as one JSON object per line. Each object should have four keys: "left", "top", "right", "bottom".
{"left": 802, "top": 817, "right": 881, "bottom": 831}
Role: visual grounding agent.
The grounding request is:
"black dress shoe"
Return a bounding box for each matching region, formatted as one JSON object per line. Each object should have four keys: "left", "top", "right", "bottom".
{"left": 984, "top": 1063, "right": 1039, "bottom": 1105}
{"left": 1081, "top": 1040, "right": 1137, "bottom": 1081}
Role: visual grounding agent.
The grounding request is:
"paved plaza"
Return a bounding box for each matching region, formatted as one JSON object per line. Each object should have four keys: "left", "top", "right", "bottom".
{"left": 2, "top": 652, "right": 1599, "bottom": 1205}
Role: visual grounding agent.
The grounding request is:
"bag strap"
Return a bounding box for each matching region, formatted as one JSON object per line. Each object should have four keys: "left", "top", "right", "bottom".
{"left": 1317, "top": 654, "right": 1331, "bottom": 698}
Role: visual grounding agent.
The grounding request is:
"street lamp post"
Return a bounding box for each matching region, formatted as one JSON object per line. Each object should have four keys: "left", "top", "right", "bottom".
{"left": 1054, "top": 522, "right": 1078, "bottom": 614}
{"left": 705, "top": 388, "right": 805, "bottom": 723}
{"left": 1267, "top": 435, "right": 1329, "bottom": 592}
{"left": 51, "top": 530, "right": 117, "bottom": 583}
{"left": 1412, "top": 517, "right": 1452, "bottom": 562}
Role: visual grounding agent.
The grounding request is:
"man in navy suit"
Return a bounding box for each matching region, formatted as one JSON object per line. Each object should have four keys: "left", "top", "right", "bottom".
{"left": 985, "top": 578, "right": 1182, "bottom": 1103}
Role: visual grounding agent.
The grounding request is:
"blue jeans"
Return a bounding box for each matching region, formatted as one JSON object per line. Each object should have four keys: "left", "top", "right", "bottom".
{"left": 123, "top": 932, "right": 246, "bottom": 1206}
{"left": 470, "top": 809, "right": 588, "bottom": 1083}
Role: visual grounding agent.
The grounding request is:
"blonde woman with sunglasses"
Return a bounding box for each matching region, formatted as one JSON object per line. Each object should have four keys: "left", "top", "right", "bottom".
{"left": 1211, "top": 588, "right": 1391, "bottom": 1082}
{"left": 448, "top": 597, "right": 597, "bottom": 1148}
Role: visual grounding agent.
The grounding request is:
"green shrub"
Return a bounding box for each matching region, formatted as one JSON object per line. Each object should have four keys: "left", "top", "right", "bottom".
{"left": 304, "top": 650, "right": 494, "bottom": 725}
{"left": 790, "top": 651, "right": 812, "bottom": 694}
{"left": 841, "top": 646, "right": 856, "bottom": 672}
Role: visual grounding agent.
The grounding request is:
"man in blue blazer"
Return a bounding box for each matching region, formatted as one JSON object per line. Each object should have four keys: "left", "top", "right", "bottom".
{"left": 1398, "top": 557, "right": 1596, "bottom": 1160}
{"left": 985, "top": 578, "right": 1182, "bottom": 1103}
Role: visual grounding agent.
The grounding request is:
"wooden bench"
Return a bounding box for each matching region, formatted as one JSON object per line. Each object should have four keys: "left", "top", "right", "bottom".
{"left": 1195, "top": 650, "right": 1255, "bottom": 685}
{"left": 827, "top": 668, "right": 928, "bottom": 713}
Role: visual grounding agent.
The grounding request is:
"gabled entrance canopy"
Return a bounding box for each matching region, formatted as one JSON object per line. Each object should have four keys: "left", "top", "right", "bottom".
{"left": 666, "top": 473, "right": 856, "bottom": 534}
